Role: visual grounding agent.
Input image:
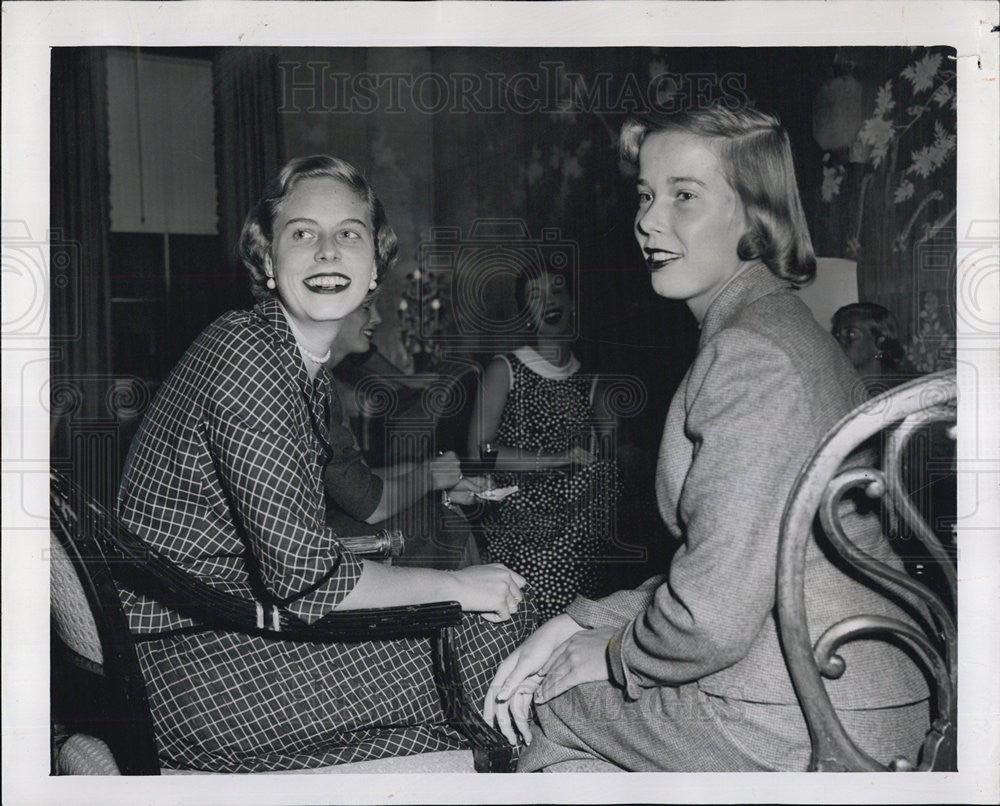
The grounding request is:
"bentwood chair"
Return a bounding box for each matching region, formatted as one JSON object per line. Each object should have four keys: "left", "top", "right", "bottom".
{"left": 49, "top": 469, "right": 512, "bottom": 775}
{"left": 777, "top": 369, "right": 957, "bottom": 771}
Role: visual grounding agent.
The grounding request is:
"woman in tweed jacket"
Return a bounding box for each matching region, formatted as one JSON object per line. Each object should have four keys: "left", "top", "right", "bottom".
{"left": 118, "top": 156, "right": 532, "bottom": 771}
{"left": 485, "top": 107, "right": 930, "bottom": 771}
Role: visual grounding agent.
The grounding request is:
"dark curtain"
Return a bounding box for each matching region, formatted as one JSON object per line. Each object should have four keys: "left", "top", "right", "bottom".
{"left": 50, "top": 47, "right": 112, "bottom": 415}
{"left": 212, "top": 49, "right": 285, "bottom": 302}
{"left": 50, "top": 48, "right": 116, "bottom": 504}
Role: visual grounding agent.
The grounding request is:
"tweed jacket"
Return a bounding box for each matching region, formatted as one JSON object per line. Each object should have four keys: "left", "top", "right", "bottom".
{"left": 567, "top": 263, "right": 928, "bottom": 709}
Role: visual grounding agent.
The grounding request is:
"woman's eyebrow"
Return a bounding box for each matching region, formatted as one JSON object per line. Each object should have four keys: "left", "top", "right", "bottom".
{"left": 635, "top": 175, "right": 708, "bottom": 187}
{"left": 281, "top": 217, "right": 317, "bottom": 230}
{"left": 666, "top": 175, "right": 708, "bottom": 187}
{"left": 281, "top": 216, "right": 370, "bottom": 230}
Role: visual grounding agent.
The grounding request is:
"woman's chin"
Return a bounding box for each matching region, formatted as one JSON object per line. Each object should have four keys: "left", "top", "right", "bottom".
{"left": 649, "top": 272, "right": 683, "bottom": 300}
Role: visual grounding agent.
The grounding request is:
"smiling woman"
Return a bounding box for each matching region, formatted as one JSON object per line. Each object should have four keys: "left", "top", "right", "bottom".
{"left": 237, "top": 156, "right": 395, "bottom": 374}
{"left": 267, "top": 180, "right": 374, "bottom": 336}
{"left": 485, "top": 107, "right": 931, "bottom": 773}
{"left": 632, "top": 130, "right": 751, "bottom": 321}
{"left": 114, "top": 155, "right": 535, "bottom": 772}
{"left": 468, "top": 263, "right": 621, "bottom": 620}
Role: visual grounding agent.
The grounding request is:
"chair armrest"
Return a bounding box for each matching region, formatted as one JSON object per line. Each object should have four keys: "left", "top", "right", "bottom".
{"left": 51, "top": 468, "right": 507, "bottom": 773}
{"left": 305, "top": 602, "right": 462, "bottom": 642}
{"left": 335, "top": 529, "right": 405, "bottom": 560}
{"left": 433, "top": 625, "right": 515, "bottom": 773}
{"left": 52, "top": 470, "right": 461, "bottom": 643}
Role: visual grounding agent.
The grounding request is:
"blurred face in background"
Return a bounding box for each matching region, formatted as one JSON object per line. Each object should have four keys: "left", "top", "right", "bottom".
{"left": 333, "top": 295, "right": 383, "bottom": 358}
{"left": 832, "top": 312, "right": 880, "bottom": 370}
{"left": 524, "top": 272, "right": 574, "bottom": 338}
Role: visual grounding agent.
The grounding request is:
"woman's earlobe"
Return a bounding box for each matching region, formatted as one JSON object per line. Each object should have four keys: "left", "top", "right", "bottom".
{"left": 264, "top": 255, "right": 276, "bottom": 290}
{"left": 736, "top": 232, "right": 760, "bottom": 261}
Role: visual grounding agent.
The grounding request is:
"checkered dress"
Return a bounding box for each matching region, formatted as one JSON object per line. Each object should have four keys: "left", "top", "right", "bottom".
{"left": 117, "top": 299, "right": 532, "bottom": 771}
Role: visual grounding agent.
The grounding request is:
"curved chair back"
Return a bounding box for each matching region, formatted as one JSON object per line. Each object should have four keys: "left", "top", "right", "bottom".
{"left": 50, "top": 480, "right": 161, "bottom": 775}
{"left": 777, "top": 370, "right": 957, "bottom": 771}
{"left": 50, "top": 533, "right": 104, "bottom": 667}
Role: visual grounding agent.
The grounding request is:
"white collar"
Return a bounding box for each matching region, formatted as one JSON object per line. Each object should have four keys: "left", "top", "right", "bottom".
{"left": 514, "top": 345, "right": 580, "bottom": 380}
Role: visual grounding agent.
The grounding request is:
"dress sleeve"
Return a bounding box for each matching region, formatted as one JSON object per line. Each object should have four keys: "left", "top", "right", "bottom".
{"left": 322, "top": 388, "right": 383, "bottom": 521}
{"left": 205, "top": 381, "right": 364, "bottom": 625}
{"left": 608, "top": 329, "right": 823, "bottom": 696}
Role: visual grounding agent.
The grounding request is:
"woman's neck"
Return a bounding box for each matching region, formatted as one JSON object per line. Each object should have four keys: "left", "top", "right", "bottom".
{"left": 688, "top": 259, "right": 760, "bottom": 324}
{"left": 279, "top": 301, "right": 340, "bottom": 379}
{"left": 532, "top": 337, "right": 572, "bottom": 367}
{"left": 856, "top": 356, "right": 885, "bottom": 379}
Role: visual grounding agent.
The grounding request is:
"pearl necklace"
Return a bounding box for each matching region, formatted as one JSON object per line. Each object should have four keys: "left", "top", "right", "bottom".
{"left": 299, "top": 344, "right": 332, "bottom": 365}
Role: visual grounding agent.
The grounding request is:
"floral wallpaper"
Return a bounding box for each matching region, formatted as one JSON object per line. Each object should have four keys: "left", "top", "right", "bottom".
{"left": 814, "top": 47, "right": 956, "bottom": 372}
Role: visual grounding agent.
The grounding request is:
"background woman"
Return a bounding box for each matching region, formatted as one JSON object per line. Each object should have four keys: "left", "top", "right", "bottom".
{"left": 832, "top": 302, "right": 918, "bottom": 394}
{"left": 324, "top": 293, "right": 482, "bottom": 569}
{"left": 117, "top": 155, "right": 532, "bottom": 772}
{"left": 485, "top": 107, "right": 930, "bottom": 772}
{"left": 468, "top": 265, "right": 620, "bottom": 620}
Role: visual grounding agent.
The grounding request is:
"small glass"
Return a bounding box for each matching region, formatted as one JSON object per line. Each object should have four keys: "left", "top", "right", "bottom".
{"left": 478, "top": 440, "right": 499, "bottom": 491}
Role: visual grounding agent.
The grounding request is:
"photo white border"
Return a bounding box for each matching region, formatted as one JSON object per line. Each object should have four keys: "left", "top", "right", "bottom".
{"left": 3, "top": 2, "right": 998, "bottom": 804}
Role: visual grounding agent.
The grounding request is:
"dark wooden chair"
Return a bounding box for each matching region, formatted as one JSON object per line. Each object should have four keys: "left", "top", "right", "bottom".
{"left": 777, "top": 369, "right": 957, "bottom": 771}
{"left": 49, "top": 469, "right": 512, "bottom": 775}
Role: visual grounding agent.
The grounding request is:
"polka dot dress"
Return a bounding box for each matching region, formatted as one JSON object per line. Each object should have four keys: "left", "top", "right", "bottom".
{"left": 484, "top": 353, "right": 621, "bottom": 620}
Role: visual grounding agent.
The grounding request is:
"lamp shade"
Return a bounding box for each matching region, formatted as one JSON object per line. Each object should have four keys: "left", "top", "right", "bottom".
{"left": 812, "top": 75, "right": 864, "bottom": 153}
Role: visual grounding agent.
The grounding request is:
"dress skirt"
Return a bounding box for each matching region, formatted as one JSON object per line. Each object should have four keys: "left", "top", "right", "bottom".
{"left": 134, "top": 607, "right": 534, "bottom": 772}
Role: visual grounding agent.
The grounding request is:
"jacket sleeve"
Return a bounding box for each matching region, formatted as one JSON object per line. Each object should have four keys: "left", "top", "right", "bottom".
{"left": 564, "top": 576, "right": 666, "bottom": 629}
{"left": 608, "top": 328, "right": 825, "bottom": 697}
{"left": 204, "top": 376, "right": 364, "bottom": 625}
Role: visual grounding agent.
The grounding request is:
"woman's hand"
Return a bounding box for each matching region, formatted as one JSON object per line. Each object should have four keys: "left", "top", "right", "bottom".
{"left": 427, "top": 451, "right": 462, "bottom": 490}
{"left": 444, "top": 474, "right": 486, "bottom": 506}
{"left": 533, "top": 625, "right": 617, "bottom": 704}
{"left": 483, "top": 613, "right": 584, "bottom": 745}
{"left": 446, "top": 563, "right": 526, "bottom": 621}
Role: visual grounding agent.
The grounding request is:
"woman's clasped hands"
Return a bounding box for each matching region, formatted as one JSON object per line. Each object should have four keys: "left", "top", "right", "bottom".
{"left": 429, "top": 449, "right": 487, "bottom": 507}
{"left": 483, "top": 614, "right": 618, "bottom": 745}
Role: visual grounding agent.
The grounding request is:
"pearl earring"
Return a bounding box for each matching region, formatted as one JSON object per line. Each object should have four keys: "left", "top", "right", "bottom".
{"left": 369, "top": 272, "right": 378, "bottom": 291}
{"left": 266, "top": 276, "right": 276, "bottom": 290}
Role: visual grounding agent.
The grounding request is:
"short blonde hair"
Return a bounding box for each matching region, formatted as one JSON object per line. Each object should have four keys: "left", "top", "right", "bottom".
{"left": 620, "top": 106, "right": 816, "bottom": 286}
{"left": 237, "top": 155, "right": 398, "bottom": 300}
